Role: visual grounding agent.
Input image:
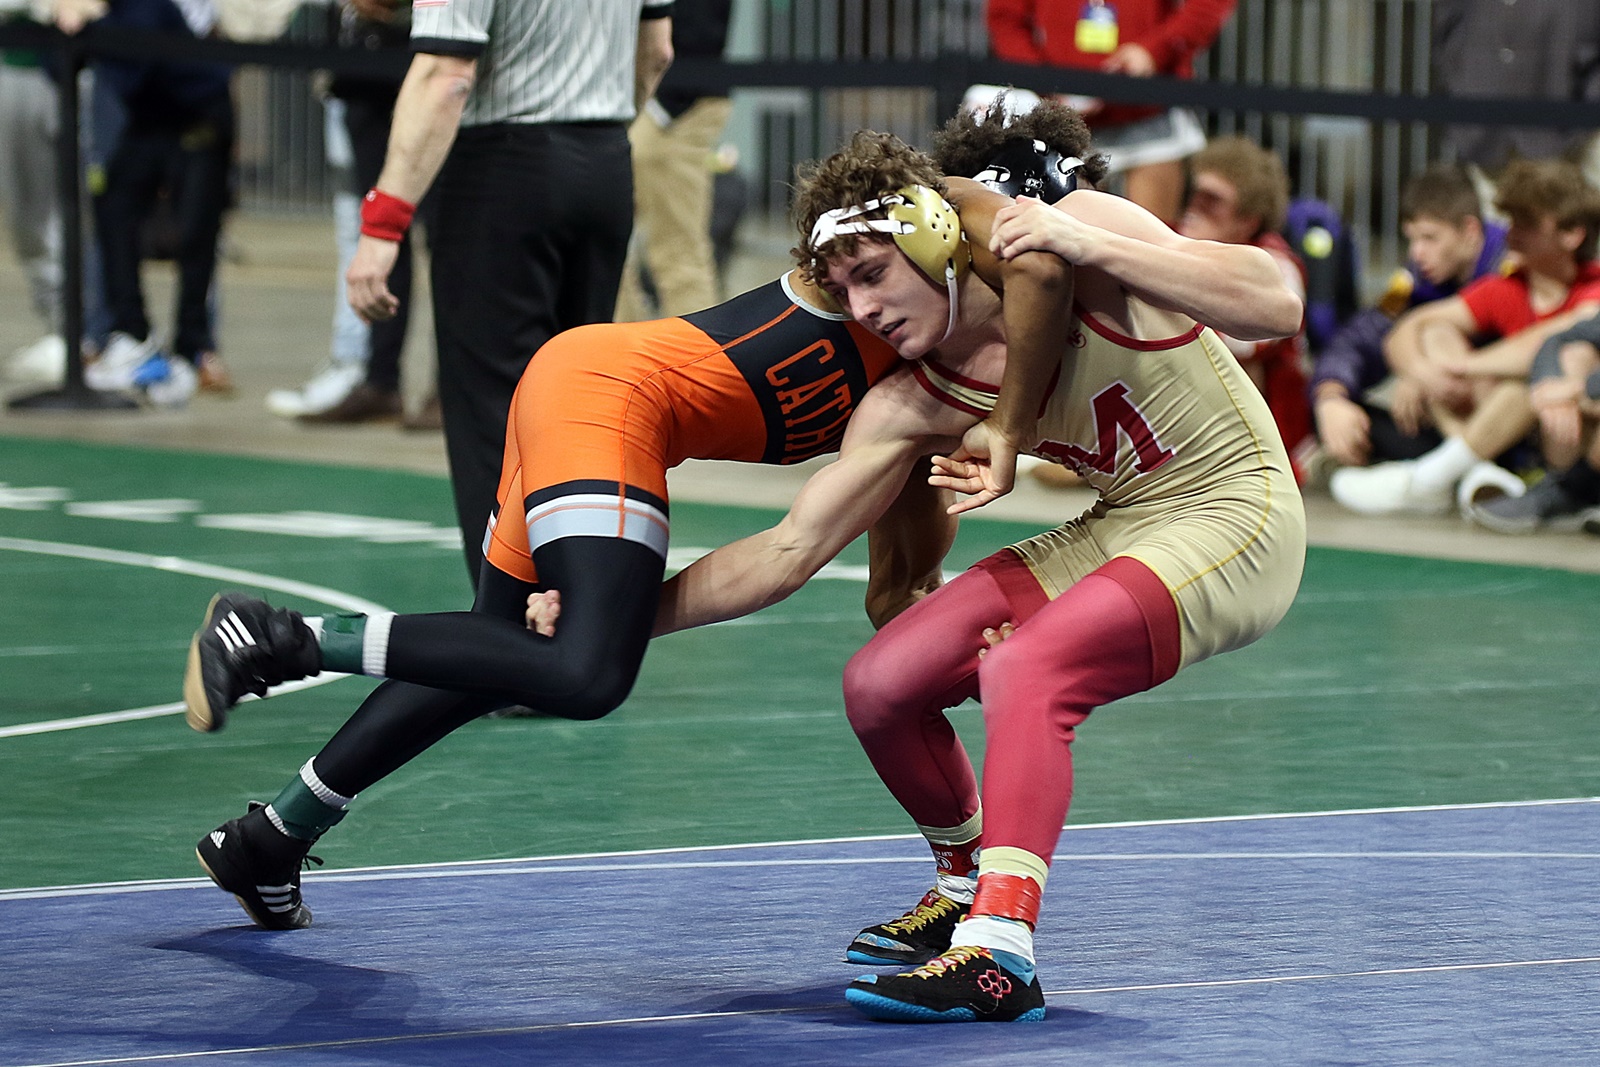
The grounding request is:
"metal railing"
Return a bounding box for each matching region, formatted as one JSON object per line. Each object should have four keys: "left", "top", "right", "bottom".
{"left": 7, "top": 0, "right": 1596, "bottom": 374}
{"left": 219, "top": 0, "right": 1600, "bottom": 287}
{"left": 730, "top": 0, "right": 1442, "bottom": 276}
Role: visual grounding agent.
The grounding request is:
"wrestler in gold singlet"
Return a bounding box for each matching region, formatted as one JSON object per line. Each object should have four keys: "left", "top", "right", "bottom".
{"left": 914, "top": 301, "right": 1305, "bottom": 669}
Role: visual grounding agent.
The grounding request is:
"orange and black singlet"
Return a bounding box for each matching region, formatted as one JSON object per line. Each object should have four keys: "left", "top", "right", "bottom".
{"left": 484, "top": 276, "right": 901, "bottom": 581}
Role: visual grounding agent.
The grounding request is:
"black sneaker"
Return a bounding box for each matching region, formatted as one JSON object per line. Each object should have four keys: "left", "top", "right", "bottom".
{"left": 195, "top": 802, "right": 322, "bottom": 930}
{"left": 846, "top": 889, "right": 970, "bottom": 965}
{"left": 845, "top": 945, "right": 1046, "bottom": 1023}
{"left": 184, "top": 592, "right": 322, "bottom": 732}
{"left": 1468, "top": 475, "right": 1585, "bottom": 535}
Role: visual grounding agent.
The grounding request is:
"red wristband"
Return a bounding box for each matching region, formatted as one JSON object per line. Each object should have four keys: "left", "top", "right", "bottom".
{"left": 359, "top": 188, "right": 416, "bottom": 242}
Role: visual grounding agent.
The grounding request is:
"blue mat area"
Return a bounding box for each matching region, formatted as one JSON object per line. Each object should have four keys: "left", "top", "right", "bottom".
{"left": 5, "top": 801, "right": 1600, "bottom": 1066}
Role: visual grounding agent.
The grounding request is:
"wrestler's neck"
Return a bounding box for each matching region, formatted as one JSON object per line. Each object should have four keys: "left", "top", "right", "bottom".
{"left": 924, "top": 274, "right": 1006, "bottom": 380}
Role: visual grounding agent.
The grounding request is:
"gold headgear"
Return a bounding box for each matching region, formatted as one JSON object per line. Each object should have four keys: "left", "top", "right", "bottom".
{"left": 808, "top": 185, "right": 970, "bottom": 343}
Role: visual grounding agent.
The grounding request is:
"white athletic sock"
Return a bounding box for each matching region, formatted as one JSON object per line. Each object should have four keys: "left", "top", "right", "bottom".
{"left": 950, "top": 914, "right": 1036, "bottom": 965}
{"left": 1411, "top": 436, "right": 1479, "bottom": 495}
{"left": 936, "top": 872, "right": 978, "bottom": 904}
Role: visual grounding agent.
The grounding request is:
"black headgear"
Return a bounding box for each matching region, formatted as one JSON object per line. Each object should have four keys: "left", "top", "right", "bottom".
{"left": 973, "top": 139, "right": 1086, "bottom": 205}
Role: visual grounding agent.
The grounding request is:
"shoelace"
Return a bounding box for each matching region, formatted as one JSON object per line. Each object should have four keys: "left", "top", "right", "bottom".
{"left": 302, "top": 854, "right": 324, "bottom": 872}
{"left": 881, "top": 892, "right": 961, "bottom": 934}
{"left": 908, "top": 944, "right": 989, "bottom": 979}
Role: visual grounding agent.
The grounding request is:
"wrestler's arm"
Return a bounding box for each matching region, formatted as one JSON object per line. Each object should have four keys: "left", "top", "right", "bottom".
{"left": 941, "top": 178, "right": 1077, "bottom": 513}
{"left": 989, "top": 187, "right": 1302, "bottom": 341}
{"left": 864, "top": 462, "right": 956, "bottom": 627}
{"left": 654, "top": 379, "right": 956, "bottom": 636}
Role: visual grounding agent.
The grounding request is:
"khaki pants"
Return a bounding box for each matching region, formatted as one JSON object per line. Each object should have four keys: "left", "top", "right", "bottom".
{"left": 615, "top": 96, "right": 734, "bottom": 321}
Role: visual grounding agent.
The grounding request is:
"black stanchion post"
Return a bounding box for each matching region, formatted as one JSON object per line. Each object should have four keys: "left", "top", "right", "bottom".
{"left": 8, "top": 28, "right": 135, "bottom": 412}
{"left": 934, "top": 50, "right": 969, "bottom": 129}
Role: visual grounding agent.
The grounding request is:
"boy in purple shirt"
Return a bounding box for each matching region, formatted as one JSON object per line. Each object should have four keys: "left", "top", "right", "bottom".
{"left": 1311, "top": 164, "right": 1507, "bottom": 469}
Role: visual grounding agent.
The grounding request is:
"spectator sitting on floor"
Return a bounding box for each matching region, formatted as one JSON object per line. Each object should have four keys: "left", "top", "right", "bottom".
{"left": 1312, "top": 163, "right": 1509, "bottom": 472}
{"left": 1178, "top": 135, "right": 1313, "bottom": 478}
{"left": 1330, "top": 159, "right": 1600, "bottom": 517}
{"left": 1468, "top": 309, "right": 1600, "bottom": 532}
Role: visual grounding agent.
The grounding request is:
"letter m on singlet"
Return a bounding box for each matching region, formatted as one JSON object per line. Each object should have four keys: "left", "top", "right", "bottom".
{"left": 1040, "top": 382, "right": 1174, "bottom": 475}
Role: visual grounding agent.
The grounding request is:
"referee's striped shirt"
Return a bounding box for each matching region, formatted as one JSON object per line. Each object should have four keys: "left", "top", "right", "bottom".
{"left": 410, "top": 0, "right": 674, "bottom": 127}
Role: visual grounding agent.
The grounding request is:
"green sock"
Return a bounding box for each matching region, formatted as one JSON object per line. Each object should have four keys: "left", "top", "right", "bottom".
{"left": 269, "top": 776, "right": 348, "bottom": 841}
{"left": 318, "top": 613, "right": 367, "bottom": 674}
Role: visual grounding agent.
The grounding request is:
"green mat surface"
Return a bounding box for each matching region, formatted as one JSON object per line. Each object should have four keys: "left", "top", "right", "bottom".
{"left": 4, "top": 435, "right": 1597, "bottom": 890}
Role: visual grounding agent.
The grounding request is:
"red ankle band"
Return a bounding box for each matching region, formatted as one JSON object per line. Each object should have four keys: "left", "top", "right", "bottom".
{"left": 359, "top": 188, "right": 416, "bottom": 242}
{"left": 970, "top": 873, "right": 1042, "bottom": 927}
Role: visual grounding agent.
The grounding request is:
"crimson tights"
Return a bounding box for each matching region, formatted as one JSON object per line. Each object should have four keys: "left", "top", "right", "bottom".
{"left": 843, "top": 552, "right": 1179, "bottom": 863}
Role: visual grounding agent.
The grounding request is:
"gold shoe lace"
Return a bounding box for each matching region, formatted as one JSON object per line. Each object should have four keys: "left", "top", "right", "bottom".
{"left": 880, "top": 891, "right": 962, "bottom": 934}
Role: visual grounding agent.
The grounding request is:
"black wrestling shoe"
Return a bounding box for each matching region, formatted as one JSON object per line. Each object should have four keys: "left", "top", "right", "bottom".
{"left": 195, "top": 802, "right": 322, "bottom": 930}
{"left": 845, "top": 945, "right": 1046, "bottom": 1023}
{"left": 184, "top": 592, "right": 322, "bottom": 732}
{"left": 846, "top": 888, "right": 970, "bottom": 965}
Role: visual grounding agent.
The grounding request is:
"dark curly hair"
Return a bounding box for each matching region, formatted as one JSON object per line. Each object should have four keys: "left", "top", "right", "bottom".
{"left": 933, "top": 96, "right": 1109, "bottom": 189}
{"left": 790, "top": 130, "right": 947, "bottom": 284}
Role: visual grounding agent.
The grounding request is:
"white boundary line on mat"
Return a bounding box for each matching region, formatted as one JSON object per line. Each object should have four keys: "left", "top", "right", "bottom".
{"left": 0, "top": 536, "right": 386, "bottom": 739}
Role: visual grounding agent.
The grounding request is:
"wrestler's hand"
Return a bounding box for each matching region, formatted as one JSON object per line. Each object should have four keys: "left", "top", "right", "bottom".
{"left": 990, "top": 196, "right": 1094, "bottom": 263}
{"left": 525, "top": 590, "right": 561, "bottom": 637}
{"left": 977, "top": 621, "right": 1015, "bottom": 660}
{"left": 347, "top": 234, "right": 402, "bottom": 323}
{"left": 930, "top": 419, "right": 1019, "bottom": 515}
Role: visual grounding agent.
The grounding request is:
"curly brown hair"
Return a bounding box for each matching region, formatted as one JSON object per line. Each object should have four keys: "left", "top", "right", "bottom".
{"left": 790, "top": 130, "right": 947, "bottom": 283}
{"left": 1494, "top": 159, "right": 1600, "bottom": 262}
{"left": 932, "top": 96, "right": 1109, "bottom": 188}
{"left": 1188, "top": 136, "right": 1289, "bottom": 236}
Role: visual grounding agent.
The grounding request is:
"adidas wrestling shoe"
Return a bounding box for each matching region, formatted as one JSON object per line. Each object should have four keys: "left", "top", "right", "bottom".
{"left": 846, "top": 888, "right": 970, "bottom": 965}
{"left": 845, "top": 945, "right": 1046, "bottom": 1023}
{"left": 196, "top": 802, "right": 321, "bottom": 930}
{"left": 184, "top": 592, "right": 322, "bottom": 732}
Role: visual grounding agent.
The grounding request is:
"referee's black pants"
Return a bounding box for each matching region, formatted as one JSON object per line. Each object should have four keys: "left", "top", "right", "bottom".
{"left": 429, "top": 121, "right": 633, "bottom": 587}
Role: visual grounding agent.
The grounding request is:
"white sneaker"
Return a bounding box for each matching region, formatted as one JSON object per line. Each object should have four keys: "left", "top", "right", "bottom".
{"left": 1329, "top": 460, "right": 1453, "bottom": 516}
{"left": 5, "top": 334, "right": 66, "bottom": 384}
{"left": 1455, "top": 461, "right": 1525, "bottom": 516}
{"left": 136, "top": 353, "right": 198, "bottom": 408}
{"left": 85, "top": 331, "right": 158, "bottom": 392}
{"left": 265, "top": 361, "right": 364, "bottom": 418}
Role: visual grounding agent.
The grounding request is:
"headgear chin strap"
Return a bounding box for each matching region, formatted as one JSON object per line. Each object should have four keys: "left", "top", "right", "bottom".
{"left": 973, "top": 138, "right": 1086, "bottom": 205}
{"left": 809, "top": 184, "right": 971, "bottom": 345}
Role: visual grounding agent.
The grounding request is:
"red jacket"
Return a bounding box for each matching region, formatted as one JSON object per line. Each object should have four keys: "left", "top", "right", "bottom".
{"left": 987, "top": 0, "right": 1237, "bottom": 128}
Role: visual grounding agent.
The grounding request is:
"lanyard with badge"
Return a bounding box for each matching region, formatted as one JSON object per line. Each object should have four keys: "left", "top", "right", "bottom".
{"left": 1076, "top": 0, "right": 1119, "bottom": 54}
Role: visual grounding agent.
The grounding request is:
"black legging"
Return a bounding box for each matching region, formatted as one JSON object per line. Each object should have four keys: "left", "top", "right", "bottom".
{"left": 312, "top": 536, "right": 665, "bottom": 797}
{"left": 95, "top": 93, "right": 234, "bottom": 362}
